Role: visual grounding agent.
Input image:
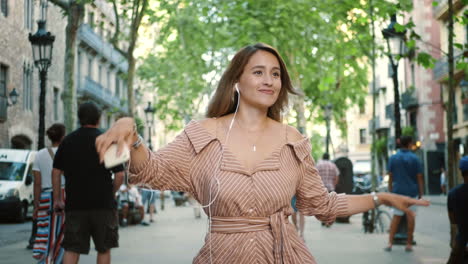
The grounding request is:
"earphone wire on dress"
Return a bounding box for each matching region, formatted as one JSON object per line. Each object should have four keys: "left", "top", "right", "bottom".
{"left": 206, "top": 83, "right": 240, "bottom": 263}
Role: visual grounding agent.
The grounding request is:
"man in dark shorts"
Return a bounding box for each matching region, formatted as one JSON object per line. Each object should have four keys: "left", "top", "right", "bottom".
{"left": 52, "top": 102, "right": 125, "bottom": 264}
{"left": 447, "top": 156, "right": 468, "bottom": 264}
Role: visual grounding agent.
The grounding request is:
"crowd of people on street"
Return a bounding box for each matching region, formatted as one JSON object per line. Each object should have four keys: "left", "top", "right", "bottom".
{"left": 22, "top": 43, "right": 467, "bottom": 264}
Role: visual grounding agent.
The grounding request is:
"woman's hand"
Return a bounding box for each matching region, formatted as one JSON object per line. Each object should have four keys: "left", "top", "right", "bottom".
{"left": 379, "top": 193, "right": 430, "bottom": 217}
{"left": 96, "top": 117, "right": 136, "bottom": 162}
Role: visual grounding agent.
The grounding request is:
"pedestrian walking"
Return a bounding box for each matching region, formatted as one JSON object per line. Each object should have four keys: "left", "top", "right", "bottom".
{"left": 52, "top": 102, "right": 125, "bottom": 264}
{"left": 96, "top": 43, "right": 429, "bottom": 263}
{"left": 447, "top": 156, "right": 468, "bottom": 264}
{"left": 140, "top": 189, "right": 157, "bottom": 222}
{"left": 316, "top": 152, "right": 340, "bottom": 227}
{"left": 385, "top": 135, "right": 424, "bottom": 252}
{"left": 31, "top": 123, "right": 66, "bottom": 262}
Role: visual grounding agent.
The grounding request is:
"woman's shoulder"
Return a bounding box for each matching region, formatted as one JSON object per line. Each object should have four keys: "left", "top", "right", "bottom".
{"left": 285, "top": 124, "right": 305, "bottom": 143}
{"left": 196, "top": 118, "right": 218, "bottom": 136}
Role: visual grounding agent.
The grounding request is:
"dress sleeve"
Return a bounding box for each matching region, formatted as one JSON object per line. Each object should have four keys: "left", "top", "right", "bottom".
{"left": 295, "top": 155, "right": 348, "bottom": 223}
{"left": 128, "top": 131, "right": 196, "bottom": 194}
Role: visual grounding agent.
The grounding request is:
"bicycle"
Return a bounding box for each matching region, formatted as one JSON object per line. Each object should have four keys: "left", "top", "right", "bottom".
{"left": 353, "top": 175, "right": 392, "bottom": 234}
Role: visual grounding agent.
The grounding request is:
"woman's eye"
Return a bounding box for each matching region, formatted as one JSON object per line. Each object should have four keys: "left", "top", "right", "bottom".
{"left": 273, "top": 72, "right": 281, "bottom": 77}
{"left": 253, "top": 71, "right": 262, "bottom": 75}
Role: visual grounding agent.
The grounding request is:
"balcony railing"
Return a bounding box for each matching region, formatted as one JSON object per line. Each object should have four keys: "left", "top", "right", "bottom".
{"left": 78, "top": 77, "right": 127, "bottom": 113}
{"left": 401, "top": 89, "right": 418, "bottom": 109}
{"left": 433, "top": 49, "right": 465, "bottom": 81}
{"left": 78, "top": 24, "right": 128, "bottom": 73}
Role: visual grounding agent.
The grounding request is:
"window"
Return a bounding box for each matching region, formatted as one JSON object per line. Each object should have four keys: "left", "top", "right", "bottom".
{"left": 1, "top": 0, "right": 8, "bottom": 17}
{"left": 0, "top": 65, "right": 7, "bottom": 97}
{"left": 98, "top": 21, "right": 104, "bottom": 37}
{"left": 22, "top": 64, "right": 33, "bottom": 110}
{"left": 98, "top": 64, "right": 102, "bottom": 84}
{"left": 359, "top": 128, "right": 367, "bottom": 144}
{"left": 24, "top": 0, "right": 34, "bottom": 30}
{"left": 106, "top": 70, "right": 111, "bottom": 91}
{"left": 77, "top": 51, "right": 82, "bottom": 88}
{"left": 53, "top": 88, "right": 59, "bottom": 120}
{"left": 88, "top": 11, "right": 95, "bottom": 28}
{"left": 115, "top": 75, "right": 120, "bottom": 97}
{"left": 359, "top": 104, "right": 365, "bottom": 115}
{"left": 87, "top": 57, "right": 93, "bottom": 78}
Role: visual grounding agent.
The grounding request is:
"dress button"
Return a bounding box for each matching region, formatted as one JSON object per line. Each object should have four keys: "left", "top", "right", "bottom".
{"left": 250, "top": 238, "right": 254, "bottom": 242}
{"left": 249, "top": 208, "right": 253, "bottom": 213}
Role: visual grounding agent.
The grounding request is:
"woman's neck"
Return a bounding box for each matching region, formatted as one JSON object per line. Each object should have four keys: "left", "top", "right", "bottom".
{"left": 235, "top": 104, "right": 269, "bottom": 131}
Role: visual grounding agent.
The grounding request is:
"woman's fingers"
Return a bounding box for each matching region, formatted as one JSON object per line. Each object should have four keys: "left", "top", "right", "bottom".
{"left": 413, "top": 198, "right": 430, "bottom": 207}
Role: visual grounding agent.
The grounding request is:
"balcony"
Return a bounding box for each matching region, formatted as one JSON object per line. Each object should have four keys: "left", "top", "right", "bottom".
{"left": 78, "top": 77, "right": 127, "bottom": 113}
{"left": 401, "top": 89, "right": 418, "bottom": 109}
{"left": 78, "top": 24, "right": 128, "bottom": 72}
{"left": 433, "top": 0, "right": 464, "bottom": 20}
{"left": 433, "top": 49, "right": 465, "bottom": 81}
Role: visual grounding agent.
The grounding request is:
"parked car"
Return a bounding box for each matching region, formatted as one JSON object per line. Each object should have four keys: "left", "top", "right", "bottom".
{"left": 0, "top": 149, "right": 36, "bottom": 222}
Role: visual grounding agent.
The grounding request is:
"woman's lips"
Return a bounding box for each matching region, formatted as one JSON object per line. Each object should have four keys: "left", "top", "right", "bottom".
{"left": 258, "top": 89, "right": 274, "bottom": 95}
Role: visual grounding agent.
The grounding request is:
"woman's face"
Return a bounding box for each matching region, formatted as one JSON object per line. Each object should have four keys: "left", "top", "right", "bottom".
{"left": 237, "top": 50, "right": 282, "bottom": 109}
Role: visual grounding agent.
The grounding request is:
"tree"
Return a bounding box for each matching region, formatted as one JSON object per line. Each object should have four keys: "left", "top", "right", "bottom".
{"left": 109, "top": 0, "right": 150, "bottom": 116}
{"left": 49, "top": 0, "right": 88, "bottom": 131}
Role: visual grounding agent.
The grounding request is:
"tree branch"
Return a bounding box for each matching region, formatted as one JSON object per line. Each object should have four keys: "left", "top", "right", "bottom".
{"left": 48, "top": 0, "right": 70, "bottom": 10}
{"left": 110, "top": 0, "right": 121, "bottom": 48}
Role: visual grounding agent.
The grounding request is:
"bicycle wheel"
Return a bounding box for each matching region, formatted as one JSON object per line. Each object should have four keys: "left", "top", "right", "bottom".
{"left": 374, "top": 210, "right": 392, "bottom": 233}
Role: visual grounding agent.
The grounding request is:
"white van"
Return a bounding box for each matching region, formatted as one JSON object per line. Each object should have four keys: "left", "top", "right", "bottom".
{"left": 0, "top": 149, "right": 36, "bottom": 222}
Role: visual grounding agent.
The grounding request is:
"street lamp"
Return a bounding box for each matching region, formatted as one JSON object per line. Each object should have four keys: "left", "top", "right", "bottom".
{"left": 324, "top": 103, "right": 333, "bottom": 154}
{"left": 382, "top": 14, "right": 406, "bottom": 149}
{"left": 144, "top": 101, "right": 155, "bottom": 150}
{"left": 29, "top": 0, "right": 55, "bottom": 149}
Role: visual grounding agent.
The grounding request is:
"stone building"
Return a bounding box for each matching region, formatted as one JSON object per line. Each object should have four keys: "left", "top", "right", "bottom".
{"left": 433, "top": 0, "right": 468, "bottom": 185}
{"left": 0, "top": 0, "right": 128, "bottom": 150}
{"left": 0, "top": 0, "right": 66, "bottom": 149}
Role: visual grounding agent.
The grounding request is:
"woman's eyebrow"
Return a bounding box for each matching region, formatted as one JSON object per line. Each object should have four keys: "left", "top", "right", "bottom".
{"left": 250, "top": 65, "right": 281, "bottom": 71}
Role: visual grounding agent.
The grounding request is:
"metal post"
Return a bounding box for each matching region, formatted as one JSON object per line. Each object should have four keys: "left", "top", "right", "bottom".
{"left": 38, "top": 70, "right": 47, "bottom": 149}
{"left": 392, "top": 63, "right": 401, "bottom": 148}
{"left": 147, "top": 125, "right": 152, "bottom": 150}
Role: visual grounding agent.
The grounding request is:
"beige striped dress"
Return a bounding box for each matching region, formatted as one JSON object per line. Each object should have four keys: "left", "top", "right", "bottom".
{"left": 129, "top": 121, "right": 348, "bottom": 264}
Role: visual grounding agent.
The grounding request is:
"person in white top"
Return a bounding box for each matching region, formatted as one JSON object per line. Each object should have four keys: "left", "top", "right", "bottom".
{"left": 32, "top": 123, "right": 66, "bottom": 217}
{"left": 29, "top": 123, "right": 66, "bottom": 254}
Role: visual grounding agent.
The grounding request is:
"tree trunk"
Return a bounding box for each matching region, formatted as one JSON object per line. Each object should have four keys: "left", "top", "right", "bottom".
{"left": 127, "top": 51, "right": 136, "bottom": 117}
{"left": 446, "top": 0, "right": 455, "bottom": 190}
{"left": 62, "top": 2, "right": 84, "bottom": 132}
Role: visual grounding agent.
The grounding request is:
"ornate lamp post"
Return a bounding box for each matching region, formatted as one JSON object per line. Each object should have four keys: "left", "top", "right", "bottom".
{"left": 143, "top": 101, "right": 155, "bottom": 150}
{"left": 29, "top": 0, "right": 55, "bottom": 149}
{"left": 324, "top": 103, "right": 333, "bottom": 154}
{"left": 382, "top": 14, "right": 406, "bottom": 149}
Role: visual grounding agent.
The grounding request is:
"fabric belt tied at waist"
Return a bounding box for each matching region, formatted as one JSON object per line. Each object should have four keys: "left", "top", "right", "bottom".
{"left": 210, "top": 209, "right": 293, "bottom": 264}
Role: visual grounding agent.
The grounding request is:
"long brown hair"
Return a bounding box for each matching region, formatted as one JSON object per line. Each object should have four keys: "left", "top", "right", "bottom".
{"left": 206, "top": 43, "right": 299, "bottom": 122}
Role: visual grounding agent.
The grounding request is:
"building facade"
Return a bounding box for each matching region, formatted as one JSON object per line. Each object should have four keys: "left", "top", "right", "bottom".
{"left": 433, "top": 0, "right": 468, "bottom": 186}
{"left": 0, "top": 0, "right": 66, "bottom": 149}
{"left": 0, "top": 0, "right": 128, "bottom": 150}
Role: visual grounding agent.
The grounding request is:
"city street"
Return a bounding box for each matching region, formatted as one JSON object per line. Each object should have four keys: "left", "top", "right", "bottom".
{"left": 0, "top": 195, "right": 450, "bottom": 264}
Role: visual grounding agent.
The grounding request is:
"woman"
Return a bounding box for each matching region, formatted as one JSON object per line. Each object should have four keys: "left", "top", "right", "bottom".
{"left": 96, "top": 43, "right": 429, "bottom": 263}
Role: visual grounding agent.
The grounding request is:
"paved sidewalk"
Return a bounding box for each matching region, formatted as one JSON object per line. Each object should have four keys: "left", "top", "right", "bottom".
{"left": 0, "top": 195, "right": 449, "bottom": 264}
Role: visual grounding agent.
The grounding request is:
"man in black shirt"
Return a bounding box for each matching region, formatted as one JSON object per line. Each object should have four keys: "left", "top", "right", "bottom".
{"left": 447, "top": 156, "right": 468, "bottom": 264}
{"left": 52, "top": 102, "right": 124, "bottom": 264}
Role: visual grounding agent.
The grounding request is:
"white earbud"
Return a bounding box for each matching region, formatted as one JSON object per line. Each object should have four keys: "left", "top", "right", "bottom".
{"left": 235, "top": 83, "right": 240, "bottom": 94}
